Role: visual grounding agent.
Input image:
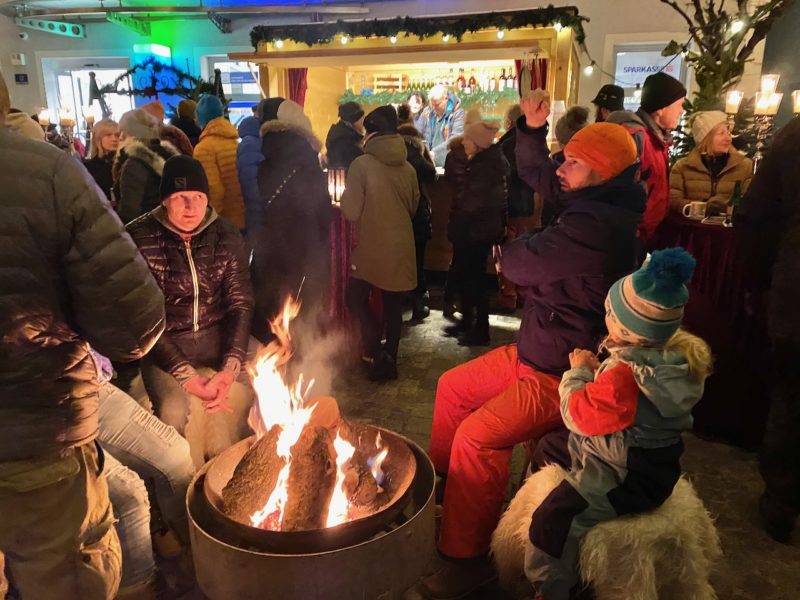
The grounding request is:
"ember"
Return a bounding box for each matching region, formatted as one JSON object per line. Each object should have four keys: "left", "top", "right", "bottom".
{"left": 221, "top": 299, "right": 394, "bottom": 532}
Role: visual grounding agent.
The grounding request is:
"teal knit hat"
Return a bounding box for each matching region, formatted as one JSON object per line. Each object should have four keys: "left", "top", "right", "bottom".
{"left": 607, "top": 248, "right": 696, "bottom": 343}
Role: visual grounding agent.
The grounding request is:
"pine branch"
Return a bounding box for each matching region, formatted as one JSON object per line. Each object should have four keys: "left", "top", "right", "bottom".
{"left": 736, "top": 0, "right": 795, "bottom": 62}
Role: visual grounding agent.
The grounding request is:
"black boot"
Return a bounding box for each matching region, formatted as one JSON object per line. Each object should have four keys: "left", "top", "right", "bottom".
{"left": 368, "top": 351, "right": 398, "bottom": 382}
{"left": 412, "top": 291, "right": 430, "bottom": 321}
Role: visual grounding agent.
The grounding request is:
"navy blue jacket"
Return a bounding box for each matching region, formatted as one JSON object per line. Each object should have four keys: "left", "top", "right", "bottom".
{"left": 236, "top": 116, "right": 264, "bottom": 233}
{"left": 500, "top": 164, "right": 645, "bottom": 375}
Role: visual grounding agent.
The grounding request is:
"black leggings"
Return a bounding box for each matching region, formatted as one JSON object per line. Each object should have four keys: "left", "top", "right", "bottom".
{"left": 346, "top": 277, "right": 404, "bottom": 360}
{"left": 452, "top": 243, "right": 492, "bottom": 330}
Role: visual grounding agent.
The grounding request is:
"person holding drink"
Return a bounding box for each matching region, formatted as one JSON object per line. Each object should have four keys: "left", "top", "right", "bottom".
{"left": 670, "top": 110, "right": 753, "bottom": 219}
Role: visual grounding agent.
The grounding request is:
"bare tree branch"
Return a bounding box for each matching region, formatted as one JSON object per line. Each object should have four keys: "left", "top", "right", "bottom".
{"left": 736, "top": 0, "right": 795, "bottom": 62}
{"left": 691, "top": 0, "right": 707, "bottom": 28}
{"left": 659, "top": 0, "right": 711, "bottom": 50}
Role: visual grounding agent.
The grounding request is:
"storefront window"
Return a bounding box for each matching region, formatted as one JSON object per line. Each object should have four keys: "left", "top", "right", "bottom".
{"left": 205, "top": 57, "right": 262, "bottom": 125}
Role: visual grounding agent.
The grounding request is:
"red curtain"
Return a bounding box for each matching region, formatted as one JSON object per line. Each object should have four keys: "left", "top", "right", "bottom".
{"left": 515, "top": 58, "right": 549, "bottom": 93}
{"left": 287, "top": 68, "right": 308, "bottom": 107}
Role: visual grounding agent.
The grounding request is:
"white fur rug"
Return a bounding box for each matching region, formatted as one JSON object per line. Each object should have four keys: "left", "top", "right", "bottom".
{"left": 491, "top": 465, "right": 722, "bottom": 600}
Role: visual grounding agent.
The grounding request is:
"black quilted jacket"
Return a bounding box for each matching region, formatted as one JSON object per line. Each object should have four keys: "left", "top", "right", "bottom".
{"left": 0, "top": 129, "right": 165, "bottom": 461}
{"left": 127, "top": 207, "right": 254, "bottom": 376}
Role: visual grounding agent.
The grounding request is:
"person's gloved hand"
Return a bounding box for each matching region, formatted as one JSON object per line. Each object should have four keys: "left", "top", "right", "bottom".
{"left": 204, "top": 370, "right": 235, "bottom": 413}
{"left": 182, "top": 375, "right": 216, "bottom": 402}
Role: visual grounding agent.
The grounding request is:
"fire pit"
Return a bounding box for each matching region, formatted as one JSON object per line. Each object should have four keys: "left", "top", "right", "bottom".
{"left": 187, "top": 299, "right": 435, "bottom": 599}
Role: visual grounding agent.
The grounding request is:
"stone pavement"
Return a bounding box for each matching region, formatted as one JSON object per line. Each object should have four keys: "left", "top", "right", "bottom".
{"left": 333, "top": 305, "right": 800, "bottom": 600}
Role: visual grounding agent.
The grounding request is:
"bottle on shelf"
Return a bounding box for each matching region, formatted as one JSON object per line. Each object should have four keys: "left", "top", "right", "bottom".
{"left": 498, "top": 68, "right": 507, "bottom": 92}
{"left": 488, "top": 72, "right": 498, "bottom": 93}
{"left": 468, "top": 71, "right": 477, "bottom": 94}
{"left": 509, "top": 67, "right": 518, "bottom": 91}
{"left": 457, "top": 68, "right": 466, "bottom": 93}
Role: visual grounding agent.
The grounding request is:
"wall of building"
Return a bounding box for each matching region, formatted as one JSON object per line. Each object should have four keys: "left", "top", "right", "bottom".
{"left": 0, "top": 0, "right": 766, "bottom": 115}
{"left": 761, "top": 0, "right": 800, "bottom": 127}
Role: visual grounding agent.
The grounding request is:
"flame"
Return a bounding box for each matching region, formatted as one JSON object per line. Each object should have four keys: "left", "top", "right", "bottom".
{"left": 248, "top": 299, "right": 316, "bottom": 530}
{"left": 367, "top": 433, "right": 389, "bottom": 488}
{"left": 245, "top": 297, "right": 391, "bottom": 531}
{"left": 325, "top": 432, "right": 357, "bottom": 527}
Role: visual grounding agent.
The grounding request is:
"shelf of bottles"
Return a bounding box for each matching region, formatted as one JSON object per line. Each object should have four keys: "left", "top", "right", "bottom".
{"left": 342, "top": 61, "right": 521, "bottom": 121}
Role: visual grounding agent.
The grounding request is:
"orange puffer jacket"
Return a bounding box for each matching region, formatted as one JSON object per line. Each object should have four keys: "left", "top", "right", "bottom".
{"left": 194, "top": 116, "right": 246, "bottom": 228}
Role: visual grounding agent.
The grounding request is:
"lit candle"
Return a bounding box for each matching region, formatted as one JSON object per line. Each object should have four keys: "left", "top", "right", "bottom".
{"left": 767, "top": 92, "right": 784, "bottom": 115}
{"left": 760, "top": 73, "right": 780, "bottom": 96}
{"left": 754, "top": 91, "right": 771, "bottom": 115}
{"left": 725, "top": 90, "right": 744, "bottom": 115}
{"left": 38, "top": 109, "right": 50, "bottom": 127}
{"left": 793, "top": 90, "right": 800, "bottom": 114}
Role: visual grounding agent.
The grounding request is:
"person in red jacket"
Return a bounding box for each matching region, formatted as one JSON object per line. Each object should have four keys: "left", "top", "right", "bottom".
{"left": 607, "top": 72, "right": 686, "bottom": 244}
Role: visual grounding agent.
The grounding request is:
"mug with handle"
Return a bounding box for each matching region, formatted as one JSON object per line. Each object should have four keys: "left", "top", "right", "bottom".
{"left": 682, "top": 201, "right": 707, "bottom": 219}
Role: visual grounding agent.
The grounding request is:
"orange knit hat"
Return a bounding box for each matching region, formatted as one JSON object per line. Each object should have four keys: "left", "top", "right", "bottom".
{"left": 141, "top": 100, "right": 166, "bottom": 122}
{"left": 564, "top": 122, "right": 637, "bottom": 181}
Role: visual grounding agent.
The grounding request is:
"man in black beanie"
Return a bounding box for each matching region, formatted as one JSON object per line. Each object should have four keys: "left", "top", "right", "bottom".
{"left": 364, "top": 104, "right": 400, "bottom": 136}
{"left": 126, "top": 154, "right": 254, "bottom": 433}
{"left": 591, "top": 84, "right": 625, "bottom": 123}
{"left": 608, "top": 71, "right": 686, "bottom": 243}
{"left": 325, "top": 101, "right": 365, "bottom": 171}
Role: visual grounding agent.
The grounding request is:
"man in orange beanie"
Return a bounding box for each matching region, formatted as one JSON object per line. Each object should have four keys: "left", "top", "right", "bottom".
{"left": 423, "top": 111, "right": 646, "bottom": 599}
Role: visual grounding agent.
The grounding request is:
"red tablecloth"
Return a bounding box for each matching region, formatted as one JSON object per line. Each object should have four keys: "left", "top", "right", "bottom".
{"left": 652, "top": 213, "right": 770, "bottom": 447}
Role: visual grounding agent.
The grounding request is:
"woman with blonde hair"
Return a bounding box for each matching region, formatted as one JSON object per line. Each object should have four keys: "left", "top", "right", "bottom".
{"left": 84, "top": 118, "right": 119, "bottom": 201}
{"left": 670, "top": 111, "right": 753, "bottom": 215}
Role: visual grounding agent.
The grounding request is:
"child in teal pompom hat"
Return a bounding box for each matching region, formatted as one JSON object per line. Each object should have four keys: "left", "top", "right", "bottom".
{"left": 524, "top": 247, "right": 714, "bottom": 600}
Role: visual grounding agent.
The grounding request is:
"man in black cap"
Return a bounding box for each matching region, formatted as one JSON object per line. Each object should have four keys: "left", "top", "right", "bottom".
{"left": 325, "top": 100, "right": 365, "bottom": 172}
{"left": 127, "top": 155, "right": 254, "bottom": 434}
{"left": 608, "top": 72, "right": 687, "bottom": 243}
{"left": 591, "top": 84, "right": 625, "bottom": 123}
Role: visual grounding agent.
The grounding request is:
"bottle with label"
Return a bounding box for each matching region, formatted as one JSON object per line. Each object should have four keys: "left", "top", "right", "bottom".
{"left": 498, "top": 68, "right": 507, "bottom": 92}
{"left": 468, "top": 72, "right": 477, "bottom": 93}
{"left": 457, "top": 68, "right": 466, "bottom": 92}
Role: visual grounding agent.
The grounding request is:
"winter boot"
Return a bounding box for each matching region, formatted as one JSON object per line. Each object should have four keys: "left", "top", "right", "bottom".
{"left": 412, "top": 291, "right": 431, "bottom": 321}
{"left": 368, "top": 351, "right": 398, "bottom": 382}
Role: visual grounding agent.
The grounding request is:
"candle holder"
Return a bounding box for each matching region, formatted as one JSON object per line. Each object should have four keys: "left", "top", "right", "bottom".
{"left": 753, "top": 91, "right": 783, "bottom": 171}
{"left": 327, "top": 167, "right": 346, "bottom": 206}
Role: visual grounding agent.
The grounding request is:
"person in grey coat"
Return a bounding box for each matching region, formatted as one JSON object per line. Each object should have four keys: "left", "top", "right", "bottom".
{"left": 0, "top": 72, "right": 166, "bottom": 600}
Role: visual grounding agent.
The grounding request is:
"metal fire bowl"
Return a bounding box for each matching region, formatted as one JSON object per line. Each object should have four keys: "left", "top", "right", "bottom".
{"left": 202, "top": 422, "right": 417, "bottom": 554}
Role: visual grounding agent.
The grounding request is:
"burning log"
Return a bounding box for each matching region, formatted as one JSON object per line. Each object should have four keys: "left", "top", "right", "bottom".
{"left": 282, "top": 425, "right": 337, "bottom": 531}
{"left": 221, "top": 427, "right": 282, "bottom": 524}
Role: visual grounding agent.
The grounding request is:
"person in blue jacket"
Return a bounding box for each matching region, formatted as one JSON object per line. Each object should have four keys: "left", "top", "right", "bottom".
{"left": 236, "top": 115, "right": 264, "bottom": 235}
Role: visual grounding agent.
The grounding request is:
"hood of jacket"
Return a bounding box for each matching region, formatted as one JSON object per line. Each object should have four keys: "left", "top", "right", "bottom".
{"left": 5, "top": 111, "right": 45, "bottom": 141}
{"left": 401, "top": 133, "right": 427, "bottom": 156}
{"left": 607, "top": 108, "right": 670, "bottom": 146}
{"left": 113, "top": 138, "right": 179, "bottom": 180}
{"left": 364, "top": 133, "right": 408, "bottom": 166}
{"left": 612, "top": 345, "right": 704, "bottom": 419}
{"left": 237, "top": 115, "right": 261, "bottom": 139}
{"left": 260, "top": 119, "right": 323, "bottom": 153}
{"left": 150, "top": 205, "right": 219, "bottom": 237}
{"left": 200, "top": 116, "right": 239, "bottom": 141}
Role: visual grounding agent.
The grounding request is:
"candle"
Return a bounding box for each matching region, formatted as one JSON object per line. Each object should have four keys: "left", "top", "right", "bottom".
{"left": 38, "top": 109, "right": 50, "bottom": 127}
{"left": 85, "top": 113, "right": 95, "bottom": 126}
{"left": 327, "top": 168, "right": 346, "bottom": 205}
{"left": 754, "top": 91, "right": 783, "bottom": 116}
{"left": 725, "top": 90, "right": 744, "bottom": 115}
{"left": 793, "top": 90, "right": 800, "bottom": 114}
{"left": 760, "top": 73, "right": 780, "bottom": 96}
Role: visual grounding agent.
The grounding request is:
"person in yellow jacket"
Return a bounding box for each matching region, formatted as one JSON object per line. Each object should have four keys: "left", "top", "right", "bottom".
{"left": 193, "top": 95, "right": 246, "bottom": 229}
{"left": 670, "top": 110, "right": 753, "bottom": 216}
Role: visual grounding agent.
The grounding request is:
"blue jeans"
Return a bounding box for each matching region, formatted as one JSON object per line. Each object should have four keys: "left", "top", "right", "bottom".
{"left": 98, "top": 383, "right": 195, "bottom": 587}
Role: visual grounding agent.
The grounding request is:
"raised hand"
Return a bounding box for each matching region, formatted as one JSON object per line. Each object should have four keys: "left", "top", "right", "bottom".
{"left": 520, "top": 89, "right": 551, "bottom": 129}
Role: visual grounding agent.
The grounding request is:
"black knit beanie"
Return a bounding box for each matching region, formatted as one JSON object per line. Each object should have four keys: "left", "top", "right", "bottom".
{"left": 364, "top": 105, "right": 399, "bottom": 135}
{"left": 160, "top": 155, "right": 209, "bottom": 200}
{"left": 258, "top": 97, "right": 286, "bottom": 124}
{"left": 339, "top": 101, "right": 365, "bottom": 124}
{"left": 640, "top": 72, "right": 687, "bottom": 114}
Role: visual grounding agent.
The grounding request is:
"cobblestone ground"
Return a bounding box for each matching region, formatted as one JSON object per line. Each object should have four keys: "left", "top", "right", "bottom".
{"left": 332, "top": 305, "right": 800, "bottom": 600}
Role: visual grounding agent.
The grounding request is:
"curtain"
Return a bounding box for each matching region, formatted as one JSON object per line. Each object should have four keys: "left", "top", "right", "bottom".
{"left": 515, "top": 58, "right": 549, "bottom": 94}
{"left": 287, "top": 68, "right": 308, "bottom": 107}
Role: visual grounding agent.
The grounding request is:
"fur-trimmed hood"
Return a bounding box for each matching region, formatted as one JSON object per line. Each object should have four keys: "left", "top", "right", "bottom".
{"left": 260, "top": 119, "right": 322, "bottom": 153}
{"left": 112, "top": 138, "right": 179, "bottom": 182}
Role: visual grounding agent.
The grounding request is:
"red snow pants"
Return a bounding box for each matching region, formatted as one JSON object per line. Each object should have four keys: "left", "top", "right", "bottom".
{"left": 429, "top": 344, "right": 562, "bottom": 558}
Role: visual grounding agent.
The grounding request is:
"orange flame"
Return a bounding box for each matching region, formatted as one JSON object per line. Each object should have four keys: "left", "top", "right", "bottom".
{"left": 325, "top": 432, "right": 356, "bottom": 527}
{"left": 368, "top": 433, "right": 389, "bottom": 489}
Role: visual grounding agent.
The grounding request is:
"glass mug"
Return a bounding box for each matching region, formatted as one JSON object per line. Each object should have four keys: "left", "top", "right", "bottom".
{"left": 682, "top": 201, "right": 707, "bottom": 219}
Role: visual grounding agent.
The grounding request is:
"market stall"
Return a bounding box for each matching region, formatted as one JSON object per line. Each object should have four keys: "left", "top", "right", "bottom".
{"left": 230, "top": 7, "right": 586, "bottom": 273}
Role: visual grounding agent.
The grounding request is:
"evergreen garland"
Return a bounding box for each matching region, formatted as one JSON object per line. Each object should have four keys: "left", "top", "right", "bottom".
{"left": 339, "top": 87, "right": 520, "bottom": 111}
{"left": 250, "top": 6, "right": 587, "bottom": 49}
{"left": 99, "top": 56, "right": 216, "bottom": 101}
